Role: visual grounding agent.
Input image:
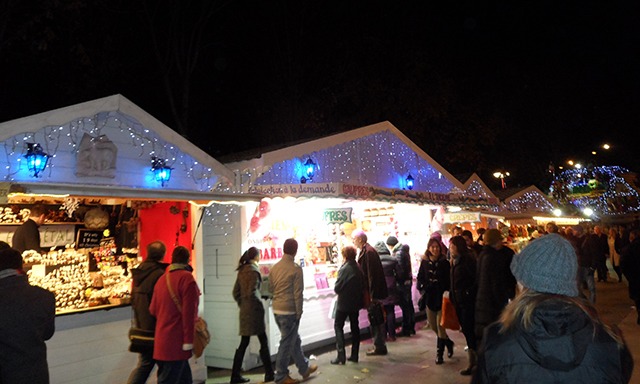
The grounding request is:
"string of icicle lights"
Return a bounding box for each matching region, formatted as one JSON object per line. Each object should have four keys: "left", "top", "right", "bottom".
{"left": 238, "top": 130, "right": 455, "bottom": 194}
{"left": 1, "top": 111, "right": 221, "bottom": 190}
{"left": 505, "top": 191, "right": 554, "bottom": 214}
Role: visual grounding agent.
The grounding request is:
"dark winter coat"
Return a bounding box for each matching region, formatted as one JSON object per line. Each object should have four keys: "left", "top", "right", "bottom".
{"left": 0, "top": 272, "right": 55, "bottom": 384}
{"left": 582, "top": 233, "right": 609, "bottom": 266}
{"left": 392, "top": 244, "right": 412, "bottom": 284}
{"left": 380, "top": 253, "right": 401, "bottom": 306}
{"left": 232, "top": 263, "right": 266, "bottom": 336}
{"left": 474, "top": 299, "right": 634, "bottom": 384}
{"left": 131, "top": 259, "right": 169, "bottom": 332}
{"left": 357, "top": 243, "right": 388, "bottom": 301}
{"left": 450, "top": 253, "right": 477, "bottom": 309}
{"left": 12, "top": 218, "right": 42, "bottom": 253}
{"left": 416, "top": 255, "right": 450, "bottom": 311}
{"left": 334, "top": 259, "right": 364, "bottom": 312}
{"left": 475, "top": 245, "right": 516, "bottom": 339}
{"left": 621, "top": 237, "right": 640, "bottom": 301}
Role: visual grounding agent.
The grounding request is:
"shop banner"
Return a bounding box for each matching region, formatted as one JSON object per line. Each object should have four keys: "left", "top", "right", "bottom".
{"left": 248, "top": 182, "right": 499, "bottom": 207}
{"left": 322, "top": 208, "right": 352, "bottom": 224}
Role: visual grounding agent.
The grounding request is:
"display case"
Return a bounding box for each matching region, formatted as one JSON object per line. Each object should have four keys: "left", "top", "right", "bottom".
{"left": 23, "top": 242, "right": 137, "bottom": 314}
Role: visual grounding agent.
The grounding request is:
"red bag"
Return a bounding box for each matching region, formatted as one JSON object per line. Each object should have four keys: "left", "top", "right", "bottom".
{"left": 440, "top": 296, "right": 461, "bottom": 330}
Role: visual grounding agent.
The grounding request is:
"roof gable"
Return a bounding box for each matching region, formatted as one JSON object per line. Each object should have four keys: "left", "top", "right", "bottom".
{"left": 0, "top": 94, "right": 234, "bottom": 191}
{"left": 227, "top": 121, "right": 463, "bottom": 194}
{"left": 501, "top": 185, "right": 555, "bottom": 213}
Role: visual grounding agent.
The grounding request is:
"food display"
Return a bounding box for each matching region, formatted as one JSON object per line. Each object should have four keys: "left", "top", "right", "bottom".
{"left": 25, "top": 247, "right": 138, "bottom": 314}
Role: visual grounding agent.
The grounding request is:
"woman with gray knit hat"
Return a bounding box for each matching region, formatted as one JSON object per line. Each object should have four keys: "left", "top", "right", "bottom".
{"left": 473, "top": 234, "right": 633, "bottom": 383}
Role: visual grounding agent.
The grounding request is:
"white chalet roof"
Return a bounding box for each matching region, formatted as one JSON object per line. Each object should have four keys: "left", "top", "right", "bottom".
{"left": 226, "top": 121, "right": 465, "bottom": 195}
{"left": 0, "top": 94, "right": 235, "bottom": 193}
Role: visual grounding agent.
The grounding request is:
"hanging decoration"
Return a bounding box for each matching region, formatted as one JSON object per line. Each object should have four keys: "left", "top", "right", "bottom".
{"left": 151, "top": 156, "right": 172, "bottom": 186}
{"left": 24, "top": 143, "right": 50, "bottom": 177}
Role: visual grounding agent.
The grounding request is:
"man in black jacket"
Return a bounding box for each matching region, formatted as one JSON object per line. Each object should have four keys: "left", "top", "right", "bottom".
{"left": 127, "top": 241, "right": 169, "bottom": 384}
{"left": 387, "top": 236, "right": 415, "bottom": 337}
{"left": 12, "top": 204, "right": 47, "bottom": 253}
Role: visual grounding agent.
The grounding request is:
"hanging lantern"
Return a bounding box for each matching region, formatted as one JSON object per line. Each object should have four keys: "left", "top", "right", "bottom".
{"left": 304, "top": 158, "right": 316, "bottom": 179}
{"left": 151, "top": 156, "right": 172, "bottom": 186}
{"left": 406, "top": 174, "right": 415, "bottom": 190}
{"left": 299, "top": 157, "right": 316, "bottom": 184}
{"left": 24, "top": 143, "right": 50, "bottom": 177}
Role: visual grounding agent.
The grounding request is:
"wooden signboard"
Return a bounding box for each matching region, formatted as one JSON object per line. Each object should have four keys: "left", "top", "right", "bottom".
{"left": 76, "top": 229, "right": 103, "bottom": 249}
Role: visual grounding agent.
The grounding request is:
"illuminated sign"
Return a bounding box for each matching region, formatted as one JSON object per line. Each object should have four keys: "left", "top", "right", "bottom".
{"left": 323, "top": 208, "right": 353, "bottom": 224}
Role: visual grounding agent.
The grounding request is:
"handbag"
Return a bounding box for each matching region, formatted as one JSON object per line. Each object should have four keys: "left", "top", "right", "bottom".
{"left": 367, "top": 300, "right": 386, "bottom": 326}
{"left": 128, "top": 327, "right": 154, "bottom": 353}
{"left": 166, "top": 273, "right": 211, "bottom": 358}
{"left": 440, "top": 296, "right": 461, "bottom": 330}
{"left": 417, "top": 292, "right": 427, "bottom": 311}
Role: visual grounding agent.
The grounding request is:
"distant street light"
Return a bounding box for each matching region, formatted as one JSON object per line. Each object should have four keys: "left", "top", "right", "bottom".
{"left": 603, "top": 143, "right": 610, "bottom": 150}
{"left": 493, "top": 171, "right": 510, "bottom": 189}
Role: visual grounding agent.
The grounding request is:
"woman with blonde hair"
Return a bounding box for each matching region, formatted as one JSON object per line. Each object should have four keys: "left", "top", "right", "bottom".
{"left": 474, "top": 234, "right": 633, "bottom": 383}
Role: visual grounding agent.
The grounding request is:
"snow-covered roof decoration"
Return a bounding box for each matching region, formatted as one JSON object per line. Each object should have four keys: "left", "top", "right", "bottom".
{"left": 226, "top": 121, "right": 464, "bottom": 195}
{"left": 501, "top": 185, "right": 555, "bottom": 214}
{"left": 0, "top": 94, "right": 234, "bottom": 192}
{"left": 461, "top": 173, "right": 501, "bottom": 212}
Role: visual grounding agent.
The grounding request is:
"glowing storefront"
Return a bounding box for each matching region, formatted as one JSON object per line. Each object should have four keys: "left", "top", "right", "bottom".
{"left": 210, "top": 122, "right": 499, "bottom": 370}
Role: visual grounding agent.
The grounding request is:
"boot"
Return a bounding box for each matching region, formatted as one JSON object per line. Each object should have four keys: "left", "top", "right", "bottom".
{"left": 435, "top": 338, "right": 444, "bottom": 365}
{"left": 459, "top": 349, "right": 477, "bottom": 376}
{"left": 260, "top": 347, "right": 274, "bottom": 382}
{"left": 348, "top": 343, "right": 359, "bottom": 362}
{"left": 230, "top": 349, "right": 250, "bottom": 383}
{"left": 444, "top": 338, "right": 454, "bottom": 358}
{"left": 331, "top": 350, "right": 346, "bottom": 365}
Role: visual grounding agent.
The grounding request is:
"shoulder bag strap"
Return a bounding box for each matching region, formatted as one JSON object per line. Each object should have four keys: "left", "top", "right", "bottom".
{"left": 166, "top": 272, "right": 182, "bottom": 312}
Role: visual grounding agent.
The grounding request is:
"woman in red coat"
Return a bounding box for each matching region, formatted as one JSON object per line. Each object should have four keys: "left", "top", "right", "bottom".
{"left": 150, "top": 246, "right": 201, "bottom": 384}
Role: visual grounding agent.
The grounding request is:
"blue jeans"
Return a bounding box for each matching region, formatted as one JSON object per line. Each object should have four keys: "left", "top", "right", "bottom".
{"left": 579, "top": 266, "right": 596, "bottom": 303}
{"left": 127, "top": 351, "right": 156, "bottom": 384}
{"left": 157, "top": 359, "right": 192, "bottom": 384}
{"left": 274, "top": 314, "right": 310, "bottom": 382}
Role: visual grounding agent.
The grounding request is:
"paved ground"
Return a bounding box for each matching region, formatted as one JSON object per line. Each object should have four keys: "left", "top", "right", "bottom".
{"left": 206, "top": 278, "right": 639, "bottom": 384}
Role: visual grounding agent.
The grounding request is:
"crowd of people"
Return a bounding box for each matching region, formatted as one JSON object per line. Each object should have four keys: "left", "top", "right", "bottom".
{"left": 225, "top": 222, "right": 638, "bottom": 384}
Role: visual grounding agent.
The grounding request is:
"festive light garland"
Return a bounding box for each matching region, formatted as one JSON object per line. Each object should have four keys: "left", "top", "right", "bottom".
{"left": 1, "top": 111, "right": 221, "bottom": 190}
{"left": 237, "top": 130, "right": 456, "bottom": 194}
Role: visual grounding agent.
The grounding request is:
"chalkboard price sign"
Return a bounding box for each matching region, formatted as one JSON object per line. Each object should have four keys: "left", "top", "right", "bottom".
{"left": 76, "top": 229, "right": 103, "bottom": 249}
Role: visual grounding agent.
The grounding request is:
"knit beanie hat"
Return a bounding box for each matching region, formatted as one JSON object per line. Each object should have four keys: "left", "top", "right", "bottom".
{"left": 483, "top": 228, "right": 503, "bottom": 246}
{"left": 386, "top": 236, "right": 399, "bottom": 247}
{"left": 510, "top": 233, "right": 578, "bottom": 297}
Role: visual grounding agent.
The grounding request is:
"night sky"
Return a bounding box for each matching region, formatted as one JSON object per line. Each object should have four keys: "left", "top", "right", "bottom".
{"left": 1, "top": 1, "right": 638, "bottom": 189}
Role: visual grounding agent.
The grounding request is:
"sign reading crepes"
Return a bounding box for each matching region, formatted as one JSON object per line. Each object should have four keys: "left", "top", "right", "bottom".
{"left": 444, "top": 212, "right": 481, "bottom": 223}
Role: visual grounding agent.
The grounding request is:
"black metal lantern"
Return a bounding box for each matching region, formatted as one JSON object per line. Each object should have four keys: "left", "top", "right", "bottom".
{"left": 24, "top": 143, "right": 50, "bottom": 177}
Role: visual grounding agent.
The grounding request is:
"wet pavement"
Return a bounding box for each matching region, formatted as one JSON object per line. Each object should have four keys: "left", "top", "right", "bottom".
{"left": 206, "top": 279, "right": 639, "bottom": 384}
